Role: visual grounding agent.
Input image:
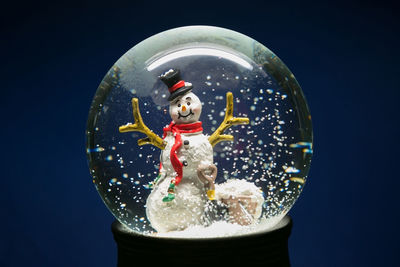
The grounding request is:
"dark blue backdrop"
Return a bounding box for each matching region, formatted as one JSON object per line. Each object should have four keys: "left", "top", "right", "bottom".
{"left": 1, "top": 1, "right": 399, "bottom": 266}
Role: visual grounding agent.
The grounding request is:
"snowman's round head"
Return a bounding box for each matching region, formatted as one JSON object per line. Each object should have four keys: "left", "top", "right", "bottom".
{"left": 169, "top": 92, "right": 202, "bottom": 124}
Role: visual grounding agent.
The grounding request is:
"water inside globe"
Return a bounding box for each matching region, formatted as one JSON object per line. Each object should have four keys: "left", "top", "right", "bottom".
{"left": 86, "top": 26, "right": 312, "bottom": 237}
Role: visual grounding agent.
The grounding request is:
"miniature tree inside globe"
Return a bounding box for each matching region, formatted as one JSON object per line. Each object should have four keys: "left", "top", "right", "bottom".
{"left": 86, "top": 26, "right": 312, "bottom": 238}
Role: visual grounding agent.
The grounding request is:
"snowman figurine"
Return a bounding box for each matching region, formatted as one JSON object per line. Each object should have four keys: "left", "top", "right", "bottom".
{"left": 119, "top": 69, "right": 264, "bottom": 233}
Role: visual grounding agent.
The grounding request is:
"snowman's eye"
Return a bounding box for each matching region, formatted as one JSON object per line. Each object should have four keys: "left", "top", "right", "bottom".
{"left": 187, "top": 102, "right": 191, "bottom": 106}
{"left": 177, "top": 104, "right": 181, "bottom": 107}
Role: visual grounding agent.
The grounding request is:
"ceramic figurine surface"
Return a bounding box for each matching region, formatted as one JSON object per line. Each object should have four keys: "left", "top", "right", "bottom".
{"left": 119, "top": 69, "right": 264, "bottom": 232}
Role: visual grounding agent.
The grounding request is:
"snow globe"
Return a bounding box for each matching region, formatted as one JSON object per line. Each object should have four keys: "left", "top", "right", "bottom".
{"left": 86, "top": 26, "right": 312, "bottom": 265}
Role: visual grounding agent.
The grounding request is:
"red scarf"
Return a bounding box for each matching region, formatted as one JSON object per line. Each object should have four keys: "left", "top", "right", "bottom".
{"left": 162, "top": 121, "right": 203, "bottom": 185}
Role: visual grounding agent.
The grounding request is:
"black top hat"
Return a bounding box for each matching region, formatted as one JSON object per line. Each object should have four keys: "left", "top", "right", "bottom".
{"left": 160, "top": 69, "right": 193, "bottom": 101}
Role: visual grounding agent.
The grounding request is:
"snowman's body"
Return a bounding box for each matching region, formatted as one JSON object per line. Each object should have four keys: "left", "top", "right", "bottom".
{"left": 139, "top": 69, "right": 263, "bottom": 233}
{"left": 146, "top": 131, "right": 213, "bottom": 232}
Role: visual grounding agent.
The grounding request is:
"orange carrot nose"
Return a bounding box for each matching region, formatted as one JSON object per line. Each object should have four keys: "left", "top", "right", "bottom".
{"left": 182, "top": 105, "right": 186, "bottom": 112}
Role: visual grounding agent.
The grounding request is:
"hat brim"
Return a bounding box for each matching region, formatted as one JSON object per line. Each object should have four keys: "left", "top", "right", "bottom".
{"left": 168, "top": 85, "right": 193, "bottom": 101}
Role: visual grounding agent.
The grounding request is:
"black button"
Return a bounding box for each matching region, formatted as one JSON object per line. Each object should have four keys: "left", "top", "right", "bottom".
{"left": 183, "top": 140, "right": 189, "bottom": 145}
{"left": 183, "top": 160, "right": 188, "bottom": 166}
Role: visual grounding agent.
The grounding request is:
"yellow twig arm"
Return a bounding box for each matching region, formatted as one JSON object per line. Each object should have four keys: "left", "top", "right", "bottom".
{"left": 119, "top": 98, "right": 166, "bottom": 150}
{"left": 208, "top": 92, "right": 250, "bottom": 147}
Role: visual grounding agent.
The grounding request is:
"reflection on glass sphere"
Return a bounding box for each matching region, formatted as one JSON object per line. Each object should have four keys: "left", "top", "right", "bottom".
{"left": 86, "top": 26, "right": 312, "bottom": 237}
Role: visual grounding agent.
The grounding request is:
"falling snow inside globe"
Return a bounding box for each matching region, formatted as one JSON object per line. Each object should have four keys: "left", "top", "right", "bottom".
{"left": 86, "top": 26, "right": 313, "bottom": 238}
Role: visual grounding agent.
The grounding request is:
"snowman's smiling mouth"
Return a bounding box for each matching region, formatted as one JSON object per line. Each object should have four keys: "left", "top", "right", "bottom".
{"left": 178, "top": 109, "right": 194, "bottom": 119}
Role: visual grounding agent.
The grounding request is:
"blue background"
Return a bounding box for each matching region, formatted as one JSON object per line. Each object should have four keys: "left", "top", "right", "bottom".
{"left": 1, "top": 1, "right": 398, "bottom": 266}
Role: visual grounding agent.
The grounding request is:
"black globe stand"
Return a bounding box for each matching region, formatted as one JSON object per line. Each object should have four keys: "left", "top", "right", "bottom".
{"left": 112, "top": 216, "right": 292, "bottom": 266}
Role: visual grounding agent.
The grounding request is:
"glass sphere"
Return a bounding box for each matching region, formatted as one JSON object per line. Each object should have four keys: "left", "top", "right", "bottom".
{"left": 86, "top": 26, "right": 312, "bottom": 237}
